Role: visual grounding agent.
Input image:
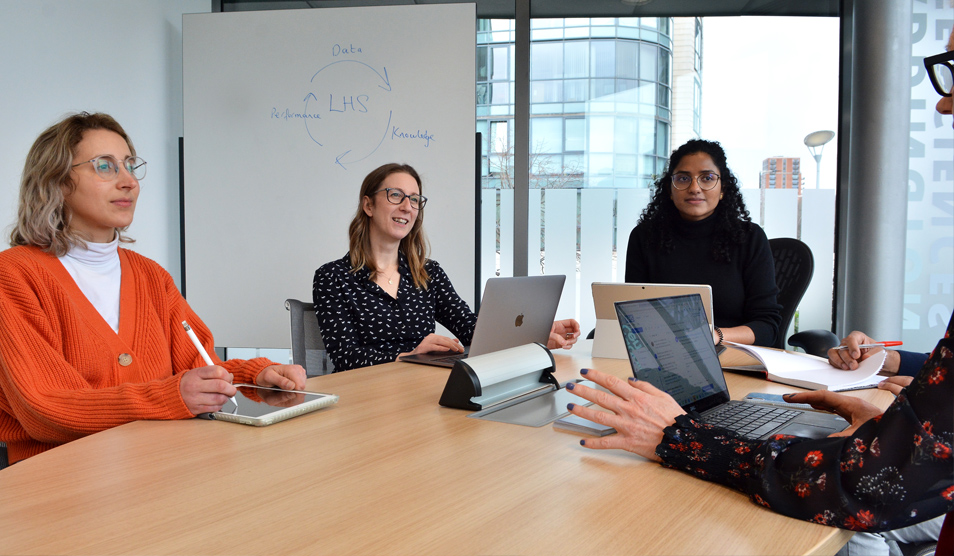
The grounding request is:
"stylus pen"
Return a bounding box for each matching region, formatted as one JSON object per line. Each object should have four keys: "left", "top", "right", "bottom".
{"left": 181, "top": 321, "right": 237, "bottom": 407}
{"left": 836, "top": 341, "right": 903, "bottom": 350}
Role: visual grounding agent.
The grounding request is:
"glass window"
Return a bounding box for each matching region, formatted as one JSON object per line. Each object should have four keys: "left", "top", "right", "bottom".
{"left": 490, "top": 120, "right": 509, "bottom": 153}
{"left": 477, "top": 46, "right": 490, "bottom": 81}
{"left": 564, "top": 41, "right": 588, "bottom": 78}
{"left": 477, "top": 16, "right": 841, "bottom": 340}
{"left": 616, "top": 41, "right": 639, "bottom": 79}
{"left": 491, "top": 82, "right": 510, "bottom": 104}
{"left": 657, "top": 47, "right": 671, "bottom": 83}
{"left": 590, "top": 41, "right": 615, "bottom": 78}
{"left": 491, "top": 46, "right": 509, "bottom": 81}
{"left": 638, "top": 80, "right": 656, "bottom": 105}
{"left": 590, "top": 78, "right": 615, "bottom": 100}
{"left": 658, "top": 83, "right": 671, "bottom": 109}
{"left": 694, "top": 18, "right": 703, "bottom": 72}
{"left": 564, "top": 79, "right": 588, "bottom": 102}
{"left": 531, "top": 118, "right": 564, "bottom": 154}
{"left": 565, "top": 118, "right": 585, "bottom": 152}
{"left": 639, "top": 43, "right": 657, "bottom": 82}
{"left": 588, "top": 116, "right": 614, "bottom": 152}
{"left": 531, "top": 42, "right": 563, "bottom": 79}
{"left": 615, "top": 116, "right": 638, "bottom": 154}
{"left": 531, "top": 80, "right": 562, "bottom": 103}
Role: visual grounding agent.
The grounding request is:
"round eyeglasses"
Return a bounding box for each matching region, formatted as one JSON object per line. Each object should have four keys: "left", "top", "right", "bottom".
{"left": 671, "top": 172, "right": 721, "bottom": 191}
{"left": 71, "top": 155, "right": 147, "bottom": 181}
{"left": 375, "top": 188, "right": 427, "bottom": 209}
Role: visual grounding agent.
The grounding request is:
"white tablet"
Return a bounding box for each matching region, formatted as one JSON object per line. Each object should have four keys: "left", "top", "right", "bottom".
{"left": 200, "top": 384, "right": 338, "bottom": 426}
{"left": 591, "top": 282, "right": 713, "bottom": 359}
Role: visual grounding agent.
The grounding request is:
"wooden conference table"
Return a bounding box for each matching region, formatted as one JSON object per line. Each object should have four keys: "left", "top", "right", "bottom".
{"left": 0, "top": 341, "right": 895, "bottom": 556}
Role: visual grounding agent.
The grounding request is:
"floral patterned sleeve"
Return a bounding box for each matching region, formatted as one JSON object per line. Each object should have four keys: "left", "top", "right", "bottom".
{"left": 656, "top": 312, "right": 954, "bottom": 533}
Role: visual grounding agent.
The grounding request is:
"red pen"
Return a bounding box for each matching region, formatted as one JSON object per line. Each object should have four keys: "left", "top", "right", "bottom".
{"left": 836, "top": 341, "right": 903, "bottom": 350}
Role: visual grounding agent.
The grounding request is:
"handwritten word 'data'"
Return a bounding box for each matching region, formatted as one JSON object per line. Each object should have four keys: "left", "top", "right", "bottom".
{"left": 391, "top": 127, "right": 435, "bottom": 147}
{"left": 332, "top": 44, "right": 362, "bottom": 56}
{"left": 272, "top": 108, "right": 321, "bottom": 121}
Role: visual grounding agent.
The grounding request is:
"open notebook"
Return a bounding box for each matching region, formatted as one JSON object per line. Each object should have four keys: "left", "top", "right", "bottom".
{"left": 721, "top": 342, "right": 887, "bottom": 391}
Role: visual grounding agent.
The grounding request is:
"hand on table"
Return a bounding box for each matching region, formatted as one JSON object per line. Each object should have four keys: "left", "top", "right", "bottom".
{"left": 256, "top": 364, "right": 306, "bottom": 391}
{"left": 565, "top": 368, "right": 686, "bottom": 461}
{"left": 548, "top": 319, "right": 581, "bottom": 350}
{"left": 782, "top": 390, "right": 883, "bottom": 437}
{"left": 180, "top": 365, "right": 237, "bottom": 415}
{"left": 398, "top": 333, "right": 464, "bottom": 360}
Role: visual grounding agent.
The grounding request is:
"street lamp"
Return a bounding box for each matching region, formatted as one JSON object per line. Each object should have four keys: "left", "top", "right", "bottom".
{"left": 804, "top": 130, "right": 835, "bottom": 189}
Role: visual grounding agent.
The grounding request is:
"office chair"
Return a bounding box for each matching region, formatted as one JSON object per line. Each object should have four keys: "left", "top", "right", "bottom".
{"left": 767, "top": 238, "right": 841, "bottom": 357}
{"left": 787, "top": 329, "right": 839, "bottom": 358}
{"left": 284, "top": 298, "right": 334, "bottom": 376}
{"left": 769, "top": 237, "right": 818, "bottom": 350}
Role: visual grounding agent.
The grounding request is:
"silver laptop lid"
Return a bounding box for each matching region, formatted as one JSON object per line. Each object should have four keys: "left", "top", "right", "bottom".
{"left": 469, "top": 275, "right": 566, "bottom": 356}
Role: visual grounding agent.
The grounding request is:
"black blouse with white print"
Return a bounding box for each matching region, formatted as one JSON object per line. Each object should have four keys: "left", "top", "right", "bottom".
{"left": 313, "top": 253, "right": 476, "bottom": 372}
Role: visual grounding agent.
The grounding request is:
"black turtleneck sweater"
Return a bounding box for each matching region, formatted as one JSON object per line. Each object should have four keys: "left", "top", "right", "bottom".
{"left": 624, "top": 214, "right": 782, "bottom": 347}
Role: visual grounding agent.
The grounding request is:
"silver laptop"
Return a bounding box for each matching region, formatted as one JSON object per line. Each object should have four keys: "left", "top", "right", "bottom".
{"left": 592, "top": 282, "right": 713, "bottom": 359}
{"left": 401, "top": 275, "right": 566, "bottom": 368}
{"left": 614, "top": 294, "right": 847, "bottom": 440}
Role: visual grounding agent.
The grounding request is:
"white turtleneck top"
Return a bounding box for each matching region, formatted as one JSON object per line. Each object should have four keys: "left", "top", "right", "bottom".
{"left": 59, "top": 235, "right": 122, "bottom": 332}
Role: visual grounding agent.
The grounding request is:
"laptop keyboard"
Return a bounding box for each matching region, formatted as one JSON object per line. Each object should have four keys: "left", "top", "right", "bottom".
{"left": 702, "top": 401, "right": 800, "bottom": 439}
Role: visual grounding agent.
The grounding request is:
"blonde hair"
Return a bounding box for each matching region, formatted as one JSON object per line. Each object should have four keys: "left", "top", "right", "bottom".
{"left": 10, "top": 112, "right": 136, "bottom": 256}
{"left": 348, "top": 163, "right": 430, "bottom": 289}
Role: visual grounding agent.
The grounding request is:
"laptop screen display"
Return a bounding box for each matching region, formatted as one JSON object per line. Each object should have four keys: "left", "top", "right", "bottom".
{"left": 614, "top": 294, "right": 729, "bottom": 410}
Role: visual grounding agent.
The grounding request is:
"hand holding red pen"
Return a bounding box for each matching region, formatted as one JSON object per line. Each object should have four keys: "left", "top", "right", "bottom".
{"left": 827, "top": 330, "right": 903, "bottom": 373}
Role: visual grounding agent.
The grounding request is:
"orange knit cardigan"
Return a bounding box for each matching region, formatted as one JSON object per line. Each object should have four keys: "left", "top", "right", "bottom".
{"left": 0, "top": 246, "right": 273, "bottom": 463}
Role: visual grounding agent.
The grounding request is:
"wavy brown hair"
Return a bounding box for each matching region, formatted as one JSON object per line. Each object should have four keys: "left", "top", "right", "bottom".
{"left": 348, "top": 163, "right": 430, "bottom": 289}
{"left": 10, "top": 112, "right": 136, "bottom": 256}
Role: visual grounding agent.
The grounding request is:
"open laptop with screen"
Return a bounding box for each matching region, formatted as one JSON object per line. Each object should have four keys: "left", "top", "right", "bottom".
{"left": 591, "top": 282, "right": 713, "bottom": 359}
{"left": 614, "top": 294, "right": 847, "bottom": 440}
{"left": 400, "top": 274, "right": 566, "bottom": 368}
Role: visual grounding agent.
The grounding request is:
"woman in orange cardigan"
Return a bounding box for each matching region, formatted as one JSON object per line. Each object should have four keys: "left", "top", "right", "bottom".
{"left": 0, "top": 112, "right": 305, "bottom": 464}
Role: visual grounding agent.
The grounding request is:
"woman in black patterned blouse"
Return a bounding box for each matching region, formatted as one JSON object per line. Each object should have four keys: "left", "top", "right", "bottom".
{"left": 313, "top": 163, "right": 580, "bottom": 372}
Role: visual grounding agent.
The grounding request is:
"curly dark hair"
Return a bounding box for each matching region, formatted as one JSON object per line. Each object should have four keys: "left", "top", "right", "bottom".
{"left": 636, "top": 139, "right": 751, "bottom": 263}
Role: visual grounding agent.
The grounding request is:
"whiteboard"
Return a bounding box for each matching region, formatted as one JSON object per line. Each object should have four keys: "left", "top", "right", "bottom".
{"left": 183, "top": 4, "right": 476, "bottom": 348}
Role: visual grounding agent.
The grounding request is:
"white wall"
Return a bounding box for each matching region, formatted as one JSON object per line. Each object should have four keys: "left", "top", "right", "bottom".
{"left": 0, "top": 0, "right": 211, "bottom": 284}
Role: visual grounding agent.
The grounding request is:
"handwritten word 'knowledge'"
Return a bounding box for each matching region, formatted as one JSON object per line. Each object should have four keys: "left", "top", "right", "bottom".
{"left": 391, "top": 127, "right": 434, "bottom": 147}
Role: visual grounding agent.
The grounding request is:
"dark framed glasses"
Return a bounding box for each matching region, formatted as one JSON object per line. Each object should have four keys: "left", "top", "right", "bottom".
{"left": 924, "top": 50, "right": 953, "bottom": 97}
{"left": 71, "top": 155, "right": 147, "bottom": 180}
{"left": 671, "top": 172, "right": 721, "bottom": 191}
{"left": 375, "top": 188, "right": 427, "bottom": 209}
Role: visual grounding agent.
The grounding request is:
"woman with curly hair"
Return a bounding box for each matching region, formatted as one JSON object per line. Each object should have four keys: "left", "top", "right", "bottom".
{"left": 624, "top": 139, "right": 781, "bottom": 347}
